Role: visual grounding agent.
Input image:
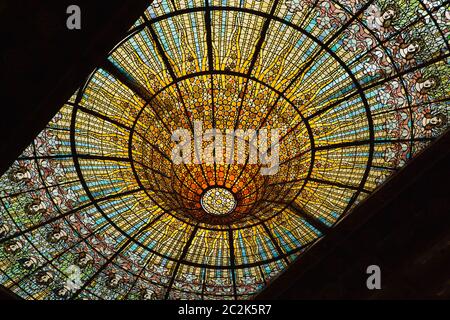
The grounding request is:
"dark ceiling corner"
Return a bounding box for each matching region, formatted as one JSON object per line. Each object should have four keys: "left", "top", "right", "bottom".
{"left": 0, "top": 0, "right": 150, "bottom": 176}
{"left": 257, "top": 129, "right": 450, "bottom": 299}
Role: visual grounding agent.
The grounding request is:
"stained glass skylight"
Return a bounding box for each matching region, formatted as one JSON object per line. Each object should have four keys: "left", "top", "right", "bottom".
{"left": 0, "top": 0, "right": 449, "bottom": 300}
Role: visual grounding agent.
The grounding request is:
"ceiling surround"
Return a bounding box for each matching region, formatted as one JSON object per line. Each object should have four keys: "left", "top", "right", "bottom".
{"left": 0, "top": 0, "right": 449, "bottom": 300}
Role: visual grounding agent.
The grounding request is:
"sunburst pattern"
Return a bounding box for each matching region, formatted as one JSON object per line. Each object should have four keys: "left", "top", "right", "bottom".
{"left": 0, "top": 0, "right": 449, "bottom": 300}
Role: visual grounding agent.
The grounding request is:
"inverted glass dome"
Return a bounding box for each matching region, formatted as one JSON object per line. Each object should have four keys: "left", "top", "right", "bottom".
{"left": 0, "top": 0, "right": 449, "bottom": 300}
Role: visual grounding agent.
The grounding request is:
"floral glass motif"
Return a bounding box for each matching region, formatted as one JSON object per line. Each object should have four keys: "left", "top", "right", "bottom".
{"left": 0, "top": 0, "right": 449, "bottom": 300}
